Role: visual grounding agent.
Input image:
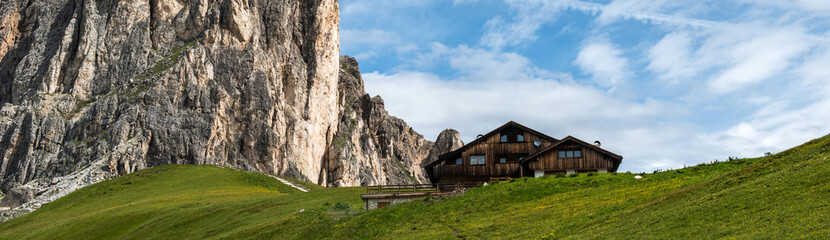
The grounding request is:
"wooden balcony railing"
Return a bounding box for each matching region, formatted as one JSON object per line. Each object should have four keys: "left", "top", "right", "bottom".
{"left": 365, "top": 182, "right": 484, "bottom": 194}
{"left": 365, "top": 184, "right": 439, "bottom": 194}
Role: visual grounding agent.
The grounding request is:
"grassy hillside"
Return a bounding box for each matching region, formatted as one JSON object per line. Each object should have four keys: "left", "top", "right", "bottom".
{"left": 1, "top": 134, "right": 828, "bottom": 239}
{"left": 315, "top": 134, "right": 830, "bottom": 239}
{"left": 0, "top": 165, "right": 364, "bottom": 239}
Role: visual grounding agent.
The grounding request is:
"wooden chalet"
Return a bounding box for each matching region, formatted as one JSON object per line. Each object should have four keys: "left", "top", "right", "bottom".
{"left": 424, "top": 121, "right": 623, "bottom": 184}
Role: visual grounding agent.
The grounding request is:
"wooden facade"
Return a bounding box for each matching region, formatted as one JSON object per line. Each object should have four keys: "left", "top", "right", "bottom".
{"left": 523, "top": 136, "right": 622, "bottom": 177}
{"left": 425, "top": 121, "right": 623, "bottom": 185}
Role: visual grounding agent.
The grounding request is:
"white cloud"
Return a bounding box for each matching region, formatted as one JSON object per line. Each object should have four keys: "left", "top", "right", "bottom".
{"left": 341, "top": 1, "right": 372, "bottom": 16}
{"left": 363, "top": 70, "right": 692, "bottom": 172}
{"left": 342, "top": 0, "right": 438, "bottom": 17}
{"left": 597, "top": 0, "right": 714, "bottom": 27}
{"left": 575, "top": 40, "right": 630, "bottom": 89}
{"left": 341, "top": 29, "right": 426, "bottom": 61}
{"left": 452, "top": 0, "right": 480, "bottom": 5}
{"left": 480, "top": 1, "right": 569, "bottom": 49}
{"left": 797, "top": 42, "right": 830, "bottom": 97}
{"left": 447, "top": 46, "right": 536, "bottom": 81}
{"left": 341, "top": 29, "right": 401, "bottom": 47}
{"left": 363, "top": 43, "right": 698, "bottom": 172}
{"left": 742, "top": 0, "right": 830, "bottom": 14}
{"left": 476, "top": 0, "right": 713, "bottom": 50}
{"left": 704, "top": 25, "right": 812, "bottom": 93}
{"left": 796, "top": 0, "right": 830, "bottom": 11}
{"left": 647, "top": 32, "right": 696, "bottom": 82}
{"left": 353, "top": 51, "right": 377, "bottom": 60}
{"left": 698, "top": 97, "right": 830, "bottom": 158}
{"left": 646, "top": 24, "right": 815, "bottom": 93}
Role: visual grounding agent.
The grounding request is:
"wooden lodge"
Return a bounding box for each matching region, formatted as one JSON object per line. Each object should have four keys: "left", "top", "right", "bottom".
{"left": 425, "top": 121, "right": 623, "bottom": 185}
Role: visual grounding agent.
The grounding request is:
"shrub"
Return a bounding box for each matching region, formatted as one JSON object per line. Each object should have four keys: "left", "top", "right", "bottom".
{"left": 331, "top": 202, "right": 351, "bottom": 211}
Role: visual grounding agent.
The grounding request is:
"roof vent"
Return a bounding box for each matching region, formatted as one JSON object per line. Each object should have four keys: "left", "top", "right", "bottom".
{"left": 476, "top": 134, "right": 484, "bottom": 138}
{"left": 594, "top": 140, "right": 601, "bottom": 147}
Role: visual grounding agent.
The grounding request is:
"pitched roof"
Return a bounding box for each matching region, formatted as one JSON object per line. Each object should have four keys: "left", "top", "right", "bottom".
{"left": 425, "top": 121, "right": 558, "bottom": 168}
{"left": 519, "top": 136, "right": 623, "bottom": 164}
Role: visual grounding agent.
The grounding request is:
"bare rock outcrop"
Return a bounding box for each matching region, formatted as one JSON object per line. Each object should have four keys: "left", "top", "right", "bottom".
{"left": 423, "top": 129, "right": 464, "bottom": 167}
{"left": 321, "top": 56, "right": 434, "bottom": 187}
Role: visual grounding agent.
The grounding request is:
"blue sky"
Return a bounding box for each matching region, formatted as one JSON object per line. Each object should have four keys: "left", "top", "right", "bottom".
{"left": 340, "top": 0, "right": 830, "bottom": 172}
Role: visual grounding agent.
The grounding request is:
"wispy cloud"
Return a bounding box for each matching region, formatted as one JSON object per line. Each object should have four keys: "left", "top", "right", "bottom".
{"left": 595, "top": 0, "right": 715, "bottom": 27}
{"left": 341, "top": 29, "right": 402, "bottom": 46}
{"left": 743, "top": 0, "right": 830, "bottom": 14}
{"left": 575, "top": 39, "right": 630, "bottom": 90}
{"left": 645, "top": 24, "right": 815, "bottom": 93}
{"left": 340, "top": 29, "right": 405, "bottom": 60}
{"left": 647, "top": 32, "right": 696, "bottom": 82}
{"left": 477, "top": 0, "right": 716, "bottom": 51}
{"left": 479, "top": 1, "right": 569, "bottom": 50}
{"left": 704, "top": 25, "right": 812, "bottom": 93}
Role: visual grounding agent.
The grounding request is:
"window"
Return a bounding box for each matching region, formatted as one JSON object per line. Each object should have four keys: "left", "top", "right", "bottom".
{"left": 517, "top": 134, "right": 524, "bottom": 142}
{"left": 455, "top": 158, "right": 462, "bottom": 165}
{"left": 500, "top": 135, "right": 507, "bottom": 142}
{"left": 499, "top": 157, "right": 507, "bottom": 163}
{"left": 558, "top": 150, "right": 582, "bottom": 158}
{"left": 471, "top": 155, "right": 486, "bottom": 165}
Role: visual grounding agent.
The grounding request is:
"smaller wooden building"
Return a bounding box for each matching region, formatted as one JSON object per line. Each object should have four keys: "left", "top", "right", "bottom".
{"left": 425, "top": 121, "right": 623, "bottom": 185}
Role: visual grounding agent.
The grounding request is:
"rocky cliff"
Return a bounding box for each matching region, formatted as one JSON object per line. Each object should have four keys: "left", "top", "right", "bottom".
{"left": 0, "top": 0, "right": 460, "bottom": 220}
{"left": 323, "top": 56, "right": 436, "bottom": 187}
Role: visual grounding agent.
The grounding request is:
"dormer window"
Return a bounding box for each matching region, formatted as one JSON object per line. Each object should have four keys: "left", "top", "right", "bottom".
{"left": 499, "top": 130, "right": 524, "bottom": 143}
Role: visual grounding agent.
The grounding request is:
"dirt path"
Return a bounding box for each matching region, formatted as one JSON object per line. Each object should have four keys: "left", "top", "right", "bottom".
{"left": 270, "top": 176, "right": 309, "bottom": 192}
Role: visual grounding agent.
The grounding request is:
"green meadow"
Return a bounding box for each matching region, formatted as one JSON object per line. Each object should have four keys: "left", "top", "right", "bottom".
{"left": 2, "top": 133, "right": 829, "bottom": 239}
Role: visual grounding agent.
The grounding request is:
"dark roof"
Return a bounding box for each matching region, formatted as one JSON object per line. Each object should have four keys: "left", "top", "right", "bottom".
{"left": 425, "top": 121, "right": 559, "bottom": 168}
{"left": 519, "top": 135, "right": 623, "bottom": 164}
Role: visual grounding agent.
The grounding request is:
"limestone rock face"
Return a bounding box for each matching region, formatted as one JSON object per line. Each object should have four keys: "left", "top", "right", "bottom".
{"left": 322, "top": 56, "right": 434, "bottom": 187}
{"left": 0, "top": 0, "right": 342, "bottom": 218}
